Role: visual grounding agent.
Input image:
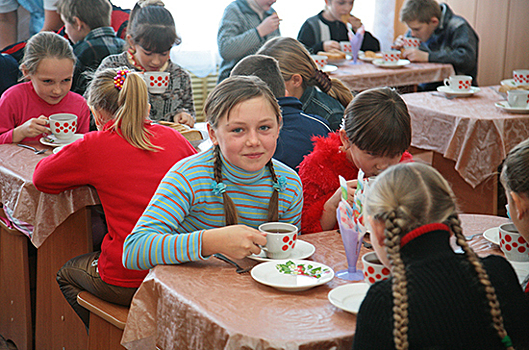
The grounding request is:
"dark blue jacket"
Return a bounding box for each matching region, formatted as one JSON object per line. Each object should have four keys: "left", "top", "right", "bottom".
{"left": 0, "top": 54, "right": 19, "bottom": 97}
{"left": 274, "top": 97, "right": 331, "bottom": 171}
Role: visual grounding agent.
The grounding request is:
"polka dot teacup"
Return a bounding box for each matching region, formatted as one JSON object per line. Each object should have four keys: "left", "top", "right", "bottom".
{"left": 362, "top": 252, "right": 391, "bottom": 285}
{"left": 143, "top": 71, "right": 170, "bottom": 94}
{"left": 443, "top": 75, "right": 472, "bottom": 91}
{"left": 48, "top": 113, "right": 77, "bottom": 141}
{"left": 259, "top": 222, "right": 298, "bottom": 259}
{"left": 499, "top": 223, "right": 529, "bottom": 262}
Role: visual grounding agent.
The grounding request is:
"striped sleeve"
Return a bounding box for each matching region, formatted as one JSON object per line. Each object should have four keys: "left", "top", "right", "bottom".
{"left": 276, "top": 164, "right": 303, "bottom": 230}
{"left": 217, "top": 4, "right": 262, "bottom": 61}
{"left": 123, "top": 170, "right": 206, "bottom": 270}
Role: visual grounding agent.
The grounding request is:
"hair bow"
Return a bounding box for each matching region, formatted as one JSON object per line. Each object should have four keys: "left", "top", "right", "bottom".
{"left": 113, "top": 69, "right": 129, "bottom": 91}
{"left": 211, "top": 182, "right": 226, "bottom": 196}
{"left": 272, "top": 176, "right": 287, "bottom": 192}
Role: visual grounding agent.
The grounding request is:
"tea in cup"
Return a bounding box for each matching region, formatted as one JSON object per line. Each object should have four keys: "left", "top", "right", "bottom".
{"left": 362, "top": 252, "right": 390, "bottom": 285}
{"left": 48, "top": 113, "right": 77, "bottom": 141}
{"left": 310, "top": 55, "right": 328, "bottom": 70}
{"left": 382, "top": 50, "right": 400, "bottom": 64}
{"left": 258, "top": 222, "right": 298, "bottom": 259}
{"left": 499, "top": 223, "right": 529, "bottom": 262}
{"left": 402, "top": 37, "right": 421, "bottom": 49}
{"left": 443, "top": 75, "right": 472, "bottom": 91}
{"left": 143, "top": 71, "right": 170, "bottom": 94}
{"left": 340, "top": 41, "right": 352, "bottom": 53}
{"left": 513, "top": 69, "right": 529, "bottom": 86}
{"left": 507, "top": 90, "right": 529, "bottom": 108}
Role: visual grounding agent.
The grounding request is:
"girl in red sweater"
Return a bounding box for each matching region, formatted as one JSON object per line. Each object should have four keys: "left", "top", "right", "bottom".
{"left": 298, "top": 87, "right": 413, "bottom": 234}
{"left": 33, "top": 67, "right": 196, "bottom": 330}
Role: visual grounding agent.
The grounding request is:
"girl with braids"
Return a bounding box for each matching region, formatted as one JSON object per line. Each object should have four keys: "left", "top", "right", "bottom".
{"left": 33, "top": 67, "right": 196, "bottom": 330}
{"left": 501, "top": 138, "right": 529, "bottom": 293}
{"left": 257, "top": 36, "right": 353, "bottom": 131}
{"left": 123, "top": 75, "right": 303, "bottom": 270}
{"left": 299, "top": 87, "right": 413, "bottom": 234}
{"left": 353, "top": 162, "right": 529, "bottom": 350}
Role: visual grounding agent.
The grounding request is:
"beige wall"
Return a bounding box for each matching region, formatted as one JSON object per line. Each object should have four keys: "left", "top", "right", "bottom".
{"left": 394, "top": 0, "right": 529, "bottom": 86}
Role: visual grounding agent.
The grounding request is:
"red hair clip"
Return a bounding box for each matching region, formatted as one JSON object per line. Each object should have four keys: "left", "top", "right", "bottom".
{"left": 113, "top": 69, "right": 129, "bottom": 91}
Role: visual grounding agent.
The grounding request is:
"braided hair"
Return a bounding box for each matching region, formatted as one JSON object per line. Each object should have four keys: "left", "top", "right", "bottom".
{"left": 365, "top": 162, "right": 513, "bottom": 350}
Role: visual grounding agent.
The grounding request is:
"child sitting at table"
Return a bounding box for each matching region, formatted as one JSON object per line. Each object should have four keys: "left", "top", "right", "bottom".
{"left": 354, "top": 162, "right": 529, "bottom": 349}
{"left": 257, "top": 36, "right": 353, "bottom": 131}
{"left": 0, "top": 32, "right": 90, "bottom": 144}
{"left": 298, "top": 87, "right": 413, "bottom": 234}
{"left": 297, "top": 0, "right": 380, "bottom": 55}
{"left": 97, "top": 2, "right": 196, "bottom": 127}
{"left": 501, "top": 138, "right": 529, "bottom": 294}
{"left": 32, "top": 67, "right": 197, "bottom": 330}
{"left": 55, "top": 0, "right": 125, "bottom": 95}
{"left": 393, "top": 0, "right": 479, "bottom": 91}
{"left": 122, "top": 75, "right": 303, "bottom": 270}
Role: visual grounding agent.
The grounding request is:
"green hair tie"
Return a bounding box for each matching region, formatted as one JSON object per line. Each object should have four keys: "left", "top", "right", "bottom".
{"left": 501, "top": 335, "right": 513, "bottom": 348}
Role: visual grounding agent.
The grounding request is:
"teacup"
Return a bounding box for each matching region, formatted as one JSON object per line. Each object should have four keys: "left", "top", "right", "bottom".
{"left": 340, "top": 41, "right": 352, "bottom": 53}
{"left": 443, "top": 75, "right": 472, "bottom": 91}
{"left": 382, "top": 50, "right": 400, "bottom": 64}
{"left": 403, "top": 37, "right": 421, "bottom": 49}
{"left": 499, "top": 223, "right": 529, "bottom": 262}
{"left": 48, "top": 113, "right": 77, "bottom": 141}
{"left": 513, "top": 69, "right": 529, "bottom": 86}
{"left": 310, "top": 55, "right": 328, "bottom": 70}
{"left": 143, "top": 71, "right": 170, "bottom": 94}
{"left": 259, "top": 222, "right": 298, "bottom": 259}
{"left": 362, "top": 251, "right": 391, "bottom": 285}
{"left": 507, "top": 90, "right": 529, "bottom": 108}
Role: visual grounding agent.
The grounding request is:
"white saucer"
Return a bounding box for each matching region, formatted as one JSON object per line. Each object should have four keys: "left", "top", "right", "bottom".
{"left": 358, "top": 52, "right": 382, "bottom": 62}
{"left": 248, "top": 240, "right": 315, "bottom": 262}
{"left": 52, "top": 145, "right": 65, "bottom": 154}
{"left": 372, "top": 59, "right": 410, "bottom": 69}
{"left": 501, "top": 79, "right": 529, "bottom": 88}
{"left": 495, "top": 101, "right": 529, "bottom": 114}
{"left": 328, "top": 283, "right": 370, "bottom": 314}
{"left": 436, "top": 86, "right": 481, "bottom": 97}
{"left": 40, "top": 134, "right": 84, "bottom": 147}
{"left": 483, "top": 227, "right": 500, "bottom": 245}
{"left": 322, "top": 64, "right": 338, "bottom": 73}
{"left": 251, "top": 259, "right": 334, "bottom": 292}
{"left": 508, "top": 260, "right": 529, "bottom": 285}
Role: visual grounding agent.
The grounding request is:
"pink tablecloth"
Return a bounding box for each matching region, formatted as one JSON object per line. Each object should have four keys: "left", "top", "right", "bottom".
{"left": 121, "top": 214, "right": 510, "bottom": 350}
{"left": 330, "top": 60, "right": 455, "bottom": 91}
{"left": 0, "top": 143, "right": 99, "bottom": 247}
{"left": 402, "top": 86, "right": 529, "bottom": 187}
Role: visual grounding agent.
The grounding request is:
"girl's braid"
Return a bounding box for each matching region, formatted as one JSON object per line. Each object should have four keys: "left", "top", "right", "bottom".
{"left": 266, "top": 160, "right": 279, "bottom": 222}
{"left": 213, "top": 146, "right": 238, "bottom": 225}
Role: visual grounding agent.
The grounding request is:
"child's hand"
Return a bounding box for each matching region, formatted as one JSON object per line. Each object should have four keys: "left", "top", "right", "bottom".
{"left": 12, "top": 115, "right": 50, "bottom": 143}
{"left": 402, "top": 48, "right": 429, "bottom": 62}
{"left": 173, "top": 112, "right": 195, "bottom": 128}
{"left": 320, "top": 180, "right": 358, "bottom": 231}
{"left": 348, "top": 15, "right": 362, "bottom": 32}
{"left": 392, "top": 35, "right": 405, "bottom": 50}
{"left": 323, "top": 40, "right": 341, "bottom": 52}
{"left": 257, "top": 13, "right": 280, "bottom": 38}
{"left": 201, "top": 225, "right": 267, "bottom": 259}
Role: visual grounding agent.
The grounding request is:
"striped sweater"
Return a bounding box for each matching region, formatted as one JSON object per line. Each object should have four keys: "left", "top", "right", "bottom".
{"left": 123, "top": 147, "right": 303, "bottom": 270}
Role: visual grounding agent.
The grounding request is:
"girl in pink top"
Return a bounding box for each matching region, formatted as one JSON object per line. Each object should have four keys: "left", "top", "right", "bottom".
{"left": 0, "top": 32, "right": 90, "bottom": 144}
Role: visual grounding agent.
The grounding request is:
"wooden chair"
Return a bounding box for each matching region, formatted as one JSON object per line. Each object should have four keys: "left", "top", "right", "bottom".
{"left": 0, "top": 208, "right": 33, "bottom": 350}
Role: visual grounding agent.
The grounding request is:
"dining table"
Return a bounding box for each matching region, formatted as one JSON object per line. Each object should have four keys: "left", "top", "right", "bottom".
{"left": 401, "top": 85, "right": 529, "bottom": 215}
{"left": 328, "top": 57, "right": 455, "bottom": 92}
{"left": 121, "top": 214, "right": 512, "bottom": 350}
{"left": 0, "top": 142, "right": 100, "bottom": 350}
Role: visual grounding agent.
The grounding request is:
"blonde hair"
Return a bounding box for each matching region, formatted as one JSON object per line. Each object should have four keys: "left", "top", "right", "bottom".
{"left": 365, "top": 162, "right": 513, "bottom": 350}
{"left": 501, "top": 138, "right": 529, "bottom": 197}
{"left": 20, "top": 32, "right": 76, "bottom": 77}
{"left": 256, "top": 36, "right": 353, "bottom": 108}
{"left": 400, "top": 0, "right": 442, "bottom": 23}
{"left": 86, "top": 67, "right": 161, "bottom": 152}
{"left": 204, "top": 76, "right": 282, "bottom": 225}
{"left": 56, "top": 0, "right": 112, "bottom": 29}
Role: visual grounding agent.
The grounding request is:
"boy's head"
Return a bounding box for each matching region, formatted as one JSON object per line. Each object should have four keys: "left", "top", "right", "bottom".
{"left": 231, "top": 54, "right": 286, "bottom": 99}
{"left": 340, "top": 87, "right": 411, "bottom": 177}
{"left": 56, "top": 0, "right": 112, "bottom": 44}
{"left": 400, "top": 0, "right": 441, "bottom": 42}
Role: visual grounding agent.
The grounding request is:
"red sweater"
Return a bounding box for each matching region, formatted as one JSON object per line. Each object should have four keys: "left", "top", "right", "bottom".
{"left": 33, "top": 121, "right": 197, "bottom": 287}
{"left": 298, "top": 132, "right": 413, "bottom": 234}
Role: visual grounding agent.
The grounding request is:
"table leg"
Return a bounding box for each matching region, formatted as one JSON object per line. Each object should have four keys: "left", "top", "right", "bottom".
{"left": 35, "top": 207, "right": 92, "bottom": 350}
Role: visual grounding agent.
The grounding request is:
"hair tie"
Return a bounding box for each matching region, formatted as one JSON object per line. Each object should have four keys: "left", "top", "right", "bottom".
{"left": 272, "top": 176, "right": 287, "bottom": 192}
{"left": 312, "top": 69, "right": 332, "bottom": 93}
{"left": 501, "top": 335, "right": 513, "bottom": 348}
{"left": 211, "top": 182, "right": 226, "bottom": 196}
{"left": 113, "top": 69, "right": 129, "bottom": 91}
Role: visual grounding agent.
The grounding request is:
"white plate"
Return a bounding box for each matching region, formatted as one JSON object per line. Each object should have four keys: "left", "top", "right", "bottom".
{"left": 436, "top": 86, "right": 481, "bottom": 97}
{"left": 322, "top": 64, "right": 338, "bottom": 73}
{"left": 501, "top": 78, "right": 529, "bottom": 88}
{"left": 508, "top": 260, "right": 529, "bottom": 285}
{"left": 358, "top": 53, "right": 382, "bottom": 62}
{"left": 372, "top": 59, "right": 410, "bottom": 69}
{"left": 483, "top": 227, "right": 500, "bottom": 245}
{"left": 248, "top": 240, "right": 315, "bottom": 262}
{"left": 251, "top": 259, "right": 334, "bottom": 292}
{"left": 40, "top": 134, "right": 84, "bottom": 147}
{"left": 495, "top": 101, "right": 529, "bottom": 114}
{"left": 328, "top": 283, "right": 370, "bottom": 314}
